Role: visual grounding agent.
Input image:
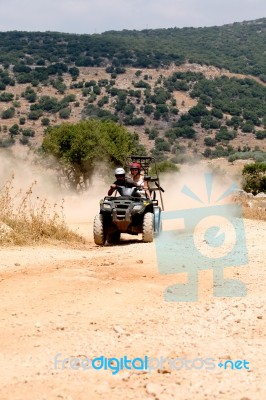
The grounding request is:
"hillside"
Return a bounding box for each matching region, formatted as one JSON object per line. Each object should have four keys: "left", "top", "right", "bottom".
{"left": 0, "top": 19, "right": 266, "bottom": 164}
{"left": 0, "top": 18, "right": 266, "bottom": 76}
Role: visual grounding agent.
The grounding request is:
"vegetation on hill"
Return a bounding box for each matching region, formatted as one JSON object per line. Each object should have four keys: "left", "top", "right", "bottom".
{"left": 0, "top": 18, "right": 265, "bottom": 77}
{"left": 0, "top": 19, "right": 265, "bottom": 166}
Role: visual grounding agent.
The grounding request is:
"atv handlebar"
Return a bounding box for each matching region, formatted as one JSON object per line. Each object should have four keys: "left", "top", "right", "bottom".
{"left": 115, "top": 185, "right": 143, "bottom": 197}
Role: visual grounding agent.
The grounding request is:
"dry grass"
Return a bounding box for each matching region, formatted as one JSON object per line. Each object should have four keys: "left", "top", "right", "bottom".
{"left": 233, "top": 197, "right": 266, "bottom": 221}
{"left": 0, "top": 176, "right": 85, "bottom": 245}
{"left": 242, "top": 205, "right": 266, "bottom": 221}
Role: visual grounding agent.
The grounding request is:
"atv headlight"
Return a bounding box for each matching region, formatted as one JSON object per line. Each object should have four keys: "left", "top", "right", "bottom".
{"left": 103, "top": 203, "right": 111, "bottom": 209}
{"left": 133, "top": 204, "right": 144, "bottom": 211}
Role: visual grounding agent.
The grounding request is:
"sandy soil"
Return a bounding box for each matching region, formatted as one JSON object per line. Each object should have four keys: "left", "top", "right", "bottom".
{"left": 0, "top": 212, "right": 265, "bottom": 400}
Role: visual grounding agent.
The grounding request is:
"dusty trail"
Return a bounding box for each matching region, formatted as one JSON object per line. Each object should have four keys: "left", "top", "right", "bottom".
{"left": 0, "top": 216, "right": 265, "bottom": 400}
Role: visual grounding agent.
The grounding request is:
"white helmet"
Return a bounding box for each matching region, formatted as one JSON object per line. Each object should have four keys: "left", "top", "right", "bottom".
{"left": 115, "top": 167, "right": 125, "bottom": 176}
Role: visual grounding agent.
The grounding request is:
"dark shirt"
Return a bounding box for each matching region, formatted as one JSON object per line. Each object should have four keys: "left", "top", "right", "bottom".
{"left": 113, "top": 178, "right": 137, "bottom": 187}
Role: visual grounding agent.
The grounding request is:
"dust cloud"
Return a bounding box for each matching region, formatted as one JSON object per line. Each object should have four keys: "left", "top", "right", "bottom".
{"left": 160, "top": 163, "right": 241, "bottom": 212}
{"left": 0, "top": 148, "right": 242, "bottom": 228}
{"left": 0, "top": 148, "right": 109, "bottom": 225}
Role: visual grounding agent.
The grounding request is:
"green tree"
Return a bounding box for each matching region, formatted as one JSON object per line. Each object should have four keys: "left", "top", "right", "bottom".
{"left": 42, "top": 120, "right": 144, "bottom": 190}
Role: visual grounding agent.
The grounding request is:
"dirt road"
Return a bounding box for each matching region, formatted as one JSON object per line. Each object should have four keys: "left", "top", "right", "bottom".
{"left": 0, "top": 216, "right": 265, "bottom": 400}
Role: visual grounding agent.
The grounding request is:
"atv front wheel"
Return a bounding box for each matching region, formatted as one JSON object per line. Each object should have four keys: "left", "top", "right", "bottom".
{"left": 142, "top": 212, "right": 154, "bottom": 243}
{"left": 93, "top": 214, "right": 106, "bottom": 245}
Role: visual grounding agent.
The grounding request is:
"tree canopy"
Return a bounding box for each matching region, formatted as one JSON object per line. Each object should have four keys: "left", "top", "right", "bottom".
{"left": 42, "top": 119, "right": 146, "bottom": 190}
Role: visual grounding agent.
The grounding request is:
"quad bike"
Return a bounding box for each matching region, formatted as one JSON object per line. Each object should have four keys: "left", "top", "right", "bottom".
{"left": 93, "top": 156, "right": 164, "bottom": 245}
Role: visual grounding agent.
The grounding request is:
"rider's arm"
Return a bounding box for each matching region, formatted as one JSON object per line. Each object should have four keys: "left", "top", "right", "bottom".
{"left": 108, "top": 183, "right": 117, "bottom": 196}
{"left": 143, "top": 179, "right": 151, "bottom": 199}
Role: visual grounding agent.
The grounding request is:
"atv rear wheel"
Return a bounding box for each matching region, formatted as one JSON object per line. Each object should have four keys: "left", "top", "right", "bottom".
{"left": 93, "top": 214, "right": 106, "bottom": 245}
{"left": 107, "top": 232, "right": 121, "bottom": 244}
{"left": 142, "top": 212, "right": 154, "bottom": 243}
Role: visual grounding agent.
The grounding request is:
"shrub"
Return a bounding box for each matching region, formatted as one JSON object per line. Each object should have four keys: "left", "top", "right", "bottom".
{"left": 0, "top": 137, "right": 15, "bottom": 147}
{"left": 59, "top": 107, "right": 71, "bottom": 119}
{"left": 22, "top": 128, "right": 35, "bottom": 137}
{"left": 155, "top": 138, "right": 171, "bottom": 152}
{"left": 9, "top": 124, "right": 19, "bottom": 135}
{"left": 256, "top": 130, "right": 266, "bottom": 140}
{"left": 41, "top": 117, "right": 50, "bottom": 126}
{"left": 0, "top": 92, "right": 14, "bottom": 102}
{"left": 19, "top": 136, "right": 29, "bottom": 145}
{"left": 242, "top": 162, "right": 266, "bottom": 194}
{"left": 28, "top": 109, "right": 43, "bottom": 120}
{"left": 2, "top": 107, "right": 15, "bottom": 119}
{"left": 204, "top": 137, "right": 216, "bottom": 147}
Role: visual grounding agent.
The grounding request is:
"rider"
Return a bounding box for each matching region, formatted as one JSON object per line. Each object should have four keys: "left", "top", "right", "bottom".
{"left": 128, "top": 162, "right": 150, "bottom": 198}
{"left": 108, "top": 167, "right": 137, "bottom": 196}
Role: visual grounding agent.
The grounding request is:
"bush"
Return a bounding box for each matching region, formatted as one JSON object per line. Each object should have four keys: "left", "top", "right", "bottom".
{"left": 23, "top": 87, "right": 37, "bottom": 103}
{"left": 155, "top": 138, "right": 171, "bottom": 152}
{"left": 242, "top": 162, "right": 266, "bottom": 194}
{"left": 22, "top": 128, "right": 35, "bottom": 137}
{"left": 20, "top": 136, "right": 29, "bottom": 145}
{"left": 28, "top": 109, "right": 43, "bottom": 120}
{"left": 41, "top": 117, "right": 50, "bottom": 126}
{"left": 148, "top": 128, "right": 159, "bottom": 140}
{"left": 59, "top": 107, "right": 71, "bottom": 119}
{"left": 0, "top": 92, "right": 14, "bottom": 102}
{"left": 215, "top": 126, "right": 236, "bottom": 142}
{"left": 256, "top": 130, "right": 266, "bottom": 140}
{"left": 241, "top": 122, "right": 254, "bottom": 133}
{"left": 2, "top": 107, "right": 15, "bottom": 119}
{"left": 204, "top": 137, "right": 216, "bottom": 147}
{"left": 0, "top": 137, "right": 15, "bottom": 147}
{"left": 9, "top": 124, "right": 19, "bottom": 135}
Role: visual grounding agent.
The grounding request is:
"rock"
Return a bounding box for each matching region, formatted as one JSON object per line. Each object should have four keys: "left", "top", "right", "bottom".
{"left": 115, "top": 289, "right": 122, "bottom": 294}
{"left": 113, "top": 325, "right": 125, "bottom": 334}
{"left": 255, "top": 192, "right": 266, "bottom": 198}
{"left": 35, "top": 322, "right": 41, "bottom": 328}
